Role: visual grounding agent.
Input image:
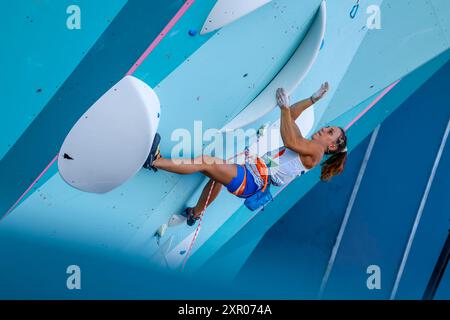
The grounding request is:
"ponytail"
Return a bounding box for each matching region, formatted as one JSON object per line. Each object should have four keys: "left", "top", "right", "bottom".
{"left": 320, "top": 127, "right": 348, "bottom": 181}
{"left": 320, "top": 151, "right": 347, "bottom": 181}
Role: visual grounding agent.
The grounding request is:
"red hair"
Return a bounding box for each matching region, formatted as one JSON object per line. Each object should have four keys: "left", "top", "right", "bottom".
{"left": 320, "top": 127, "right": 348, "bottom": 181}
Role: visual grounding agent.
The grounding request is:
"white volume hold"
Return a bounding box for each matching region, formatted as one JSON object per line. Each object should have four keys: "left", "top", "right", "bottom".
{"left": 58, "top": 75, "right": 161, "bottom": 193}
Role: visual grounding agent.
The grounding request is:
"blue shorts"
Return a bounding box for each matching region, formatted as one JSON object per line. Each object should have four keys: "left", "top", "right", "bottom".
{"left": 225, "top": 164, "right": 259, "bottom": 198}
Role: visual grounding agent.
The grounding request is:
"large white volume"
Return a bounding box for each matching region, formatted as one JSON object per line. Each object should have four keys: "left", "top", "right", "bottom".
{"left": 221, "top": 1, "right": 327, "bottom": 132}
{"left": 58, "top": 75, "right": 161, "bottom": 193}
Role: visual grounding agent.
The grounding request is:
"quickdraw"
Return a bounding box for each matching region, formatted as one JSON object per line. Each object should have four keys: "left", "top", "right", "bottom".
{"left": 350, "top": 0, "right": 360, "bottom": 19}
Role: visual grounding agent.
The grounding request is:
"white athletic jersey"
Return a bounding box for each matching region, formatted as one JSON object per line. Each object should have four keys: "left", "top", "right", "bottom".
{"left": 261, "top": 146, "right": 308, "bottom": 186}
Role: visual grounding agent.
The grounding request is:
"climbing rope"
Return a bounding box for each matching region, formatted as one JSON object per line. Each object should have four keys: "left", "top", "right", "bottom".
{"left": 350, "top": 0, "right": 360, "bottom": 19}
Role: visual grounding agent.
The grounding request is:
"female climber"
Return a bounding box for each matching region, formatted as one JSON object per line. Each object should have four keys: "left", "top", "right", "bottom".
{"left": 146, "top": 82, "right": 348, "bottom": 226}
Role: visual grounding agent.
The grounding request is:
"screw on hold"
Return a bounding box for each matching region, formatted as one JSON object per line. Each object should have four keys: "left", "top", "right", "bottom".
{"left": 188, "top": 29, "right": 197, "bottom": 36}
{"left": 63, "top": 153, "right": 74, "bottom": 160}
{"left": 243, "top": 73, "right": 248, "bottom": 78}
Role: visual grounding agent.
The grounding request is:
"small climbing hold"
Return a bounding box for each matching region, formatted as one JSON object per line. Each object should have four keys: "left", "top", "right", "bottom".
{"left": 180, "top": 250, "right": 186, "bottom": 255}
{"left": 243, "top": 73, "right": 248, "bottom": 78}
{"left": 257, "top": 124, "right": 268, "bottom": 138}
{"left": 168, "top": 214, "right": 186, "bottom": 227}
{"left": 155, "top": 223, "right": 168, "bottom": 238}
{"left": 63, "top": 153, "right": 74, "bottom": 160}
{"left": 188, "top": 29, "right": 197, "bottom": 36}
{"left": 36, "top": 88, "right": 42, "bottom": 93}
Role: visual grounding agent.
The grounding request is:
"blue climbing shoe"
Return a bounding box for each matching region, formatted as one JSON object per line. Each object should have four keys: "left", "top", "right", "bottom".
{"left": 182, "top": 207, "right": 199, "bottom": 227}
{"left": 143, "top": 133, "right": 161, "bottom": 171}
